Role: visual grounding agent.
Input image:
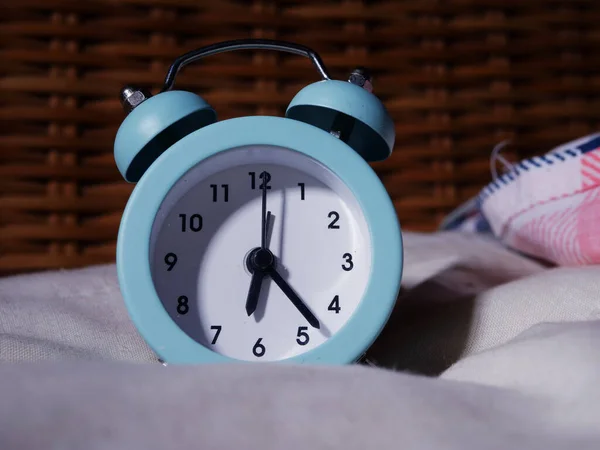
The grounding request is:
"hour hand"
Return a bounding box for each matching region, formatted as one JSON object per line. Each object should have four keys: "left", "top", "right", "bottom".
{"left": 245, "top": 270, "right": 265, "bottom": 316}
{"left": 246, "top": 211, "right": 272, "bottom": 317}
{"left": 269, "top": 268, "right": 320, "bottom": 329}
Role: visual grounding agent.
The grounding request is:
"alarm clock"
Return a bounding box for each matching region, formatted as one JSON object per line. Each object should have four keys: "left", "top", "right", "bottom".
{"left": 113, "top": 39, "right": 403, "bottom": 365}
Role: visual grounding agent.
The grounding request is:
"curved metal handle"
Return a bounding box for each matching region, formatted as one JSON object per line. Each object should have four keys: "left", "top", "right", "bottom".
{"left": 161, "top": 39, "right": 331, "bottom": 92}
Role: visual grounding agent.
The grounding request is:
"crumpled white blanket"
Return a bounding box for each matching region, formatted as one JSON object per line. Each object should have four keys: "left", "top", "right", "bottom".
{"left": 0, "top": 231, "right": 599, "bottom": 450}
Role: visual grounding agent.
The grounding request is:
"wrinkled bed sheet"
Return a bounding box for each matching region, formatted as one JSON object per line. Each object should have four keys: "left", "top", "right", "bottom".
{"left": 0, "top": 231, "right": 599, "bottom": 449}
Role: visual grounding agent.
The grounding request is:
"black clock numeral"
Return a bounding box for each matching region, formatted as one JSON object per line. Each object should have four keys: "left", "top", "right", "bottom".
{"left": 210, "top": 184, "right": 229, "bottom": 202}
{"left": 164, "top": 252, "right": 177, "bottom": 271}
{"left": 252, "top": 338, "right": 266, "bottom": 357}
{"left": 328, "top": 211, "right": 340, "bottom": 229}
{"left": 259, "top": 171, "right": 271, "bottom": 190}
{"left": 341, "top": 253, "right": 354, "bottom": 271}
{"left": 179, "top": 213, "right": 203, "bottom": 232}
{"left": 249, "top": 171, "right": 272, "bottom": 190}
{"left": 296, "top": 326, "right": 310, "bottom": 345}
{"left": 210, "top": 325, "right": 222, "bottom": 345}
{"left": 176, "top": 295, "right": 189, "bottom": 315}
{"left": 298, "top": 182, "right": 305, "bottom": 200}
{"left": 328, "top": 295, "right": 341, "bottom": 314}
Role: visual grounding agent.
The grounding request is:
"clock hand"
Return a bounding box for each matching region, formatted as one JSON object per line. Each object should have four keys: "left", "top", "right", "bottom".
{"left": 246, "top": 211, "right": 272, "bottom": 317}
{"left": 261, "top": 171, "right": 268, "bottom": 249}
{"left": 245, "top": 270, "right": 265, "bottom": 316}
{"left": 268, "top": 267, "right": 320, "bottom": 329}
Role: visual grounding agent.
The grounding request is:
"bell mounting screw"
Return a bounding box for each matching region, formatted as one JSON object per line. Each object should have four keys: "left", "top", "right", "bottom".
{"left": 119, "top": 86, "right": 152, "bottom": 114}
{"left": 348, "top": 67, "right": 373, "bottom": 93}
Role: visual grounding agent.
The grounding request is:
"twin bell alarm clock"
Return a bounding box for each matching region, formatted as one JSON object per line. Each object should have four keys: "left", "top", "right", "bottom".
{"left": 113, "top": 39, "right": 403, "bottom": 365}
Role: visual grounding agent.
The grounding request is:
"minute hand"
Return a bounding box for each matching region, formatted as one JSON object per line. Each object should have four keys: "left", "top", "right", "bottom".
{"left": 268, "top": 268, "right": 320, "bottom": 329}
{"left": 260, "top": 171, "right": 268, "bottom": 249}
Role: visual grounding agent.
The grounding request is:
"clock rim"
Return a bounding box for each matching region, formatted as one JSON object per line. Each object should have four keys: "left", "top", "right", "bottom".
{"left": 117, "top": 115, "right": 403, "bottom": 365}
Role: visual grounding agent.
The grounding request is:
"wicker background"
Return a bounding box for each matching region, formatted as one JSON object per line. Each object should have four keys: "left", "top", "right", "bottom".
{"left": 1, "top": 0, "right": 599, "bottom": 275}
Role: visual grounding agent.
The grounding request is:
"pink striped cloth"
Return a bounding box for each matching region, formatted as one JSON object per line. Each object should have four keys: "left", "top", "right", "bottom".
{"left": 441, "top": 133, "right": 600, "bottom": 266}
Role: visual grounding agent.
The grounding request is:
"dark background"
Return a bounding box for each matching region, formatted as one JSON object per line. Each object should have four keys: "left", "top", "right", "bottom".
{"left": 1, "top": 0, "right": 599, "bottom": 274}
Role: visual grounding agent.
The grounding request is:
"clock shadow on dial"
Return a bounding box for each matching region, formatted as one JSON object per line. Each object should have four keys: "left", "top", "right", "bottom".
{"left": 151, "top": 172, "right": 270, "bottom": 349}
{"left": 149, "top": 150, "right": 371, "bottom": 362}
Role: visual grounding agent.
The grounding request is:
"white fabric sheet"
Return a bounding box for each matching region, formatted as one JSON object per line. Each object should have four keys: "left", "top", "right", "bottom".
{"left": 0, "top": 231, "right": 599, "bottom": 449}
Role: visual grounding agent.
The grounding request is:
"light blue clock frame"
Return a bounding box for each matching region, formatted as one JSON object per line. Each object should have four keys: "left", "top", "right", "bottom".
{"left": 117, "top": 115, "right": 403, "bottom": 365}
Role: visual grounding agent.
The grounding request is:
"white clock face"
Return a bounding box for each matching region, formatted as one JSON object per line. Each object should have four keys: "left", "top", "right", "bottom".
{"left": 149, "top": 145, "right": 372, "bottom": 362}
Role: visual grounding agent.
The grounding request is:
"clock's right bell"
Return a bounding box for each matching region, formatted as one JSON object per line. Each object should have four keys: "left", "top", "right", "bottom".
{"left": 285, "top": 68, "right": 395, "bottom": 162}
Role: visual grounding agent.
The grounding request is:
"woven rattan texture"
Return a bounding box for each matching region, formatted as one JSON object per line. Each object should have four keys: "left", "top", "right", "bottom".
{"left": 1, "top": 1, "right": 600, "bottom": 274}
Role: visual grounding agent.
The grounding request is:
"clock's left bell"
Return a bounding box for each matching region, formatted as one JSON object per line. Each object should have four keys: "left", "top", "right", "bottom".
{"left": 113, "top": 86, "right": 216, "bottom": 183}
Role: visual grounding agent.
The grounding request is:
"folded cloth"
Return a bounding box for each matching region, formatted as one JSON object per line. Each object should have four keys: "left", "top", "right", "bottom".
{"left": 0, "top": 327, "right": 599, "bottom": 450}
{"left": 441, "top": 133, "right": 600, "bottom": 266}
